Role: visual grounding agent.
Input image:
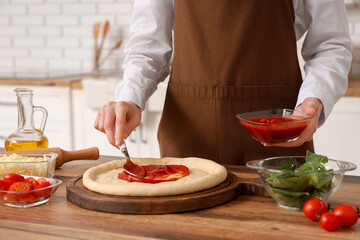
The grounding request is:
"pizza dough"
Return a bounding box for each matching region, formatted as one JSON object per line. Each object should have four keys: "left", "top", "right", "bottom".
{"left": 83, "top": 157, "right": 228, "bottom": 196}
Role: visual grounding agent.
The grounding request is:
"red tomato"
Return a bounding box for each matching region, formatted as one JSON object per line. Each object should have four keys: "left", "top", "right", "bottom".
{"left": 0, "top": 179, "right": 16, "bottom": 191}
{"left": 303, "top": 198, "right": 328, "bottom": 221}
{"left": 320, "top": 212, "right": 340, "bottom": 231}
{"left": 37, "top": 178, "right": 47, "bottom": 184}
{"left": 21, "top": 194, "right": 38, "bottom": 204}
{"left": 3, "top": 173, "right": 25, "bottom": 182}
{"left": 34, "top": 181, "right": 52, "bottom": 199}
{"left": 2, "top": 193, "right": 18, "bottom": 203}
{"left": 24, "top": 177, "right": 39, "bottom": 189}
{"left": 332, "top": 204, "right": 359, "bottom": 228}
{"left": 8, "top": 182, "right": 32, "bottom": 198}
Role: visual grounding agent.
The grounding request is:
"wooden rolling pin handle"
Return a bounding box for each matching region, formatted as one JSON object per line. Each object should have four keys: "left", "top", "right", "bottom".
{"left": 60, "top": 147, "right": 99, "bottom": 165}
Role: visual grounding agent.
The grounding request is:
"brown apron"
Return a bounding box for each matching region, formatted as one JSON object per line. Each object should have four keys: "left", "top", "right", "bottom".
{"left": 158, "top": 0, "right": 314, "bottom": 165}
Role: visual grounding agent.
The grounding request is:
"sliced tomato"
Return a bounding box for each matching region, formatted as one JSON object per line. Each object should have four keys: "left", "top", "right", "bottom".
{"left": 37, "top": 178, "right": 47, "bottom": 184}
{"left": 8, "top": 182, "right": 32, "bottom": 198}
{"left": 24, "top": 177, "right": 39, "bottom": 189}
{"left": 0, "top": 179, "right": 16, "bottom": 191}
{"left": 3, "top": 173, "right": 25, "bottom": 182}
{"left": 21, "top": 194, "right": 38, "bottom": 204}
{"left": 34, "top": 181, "right": 52, "bottom": 199}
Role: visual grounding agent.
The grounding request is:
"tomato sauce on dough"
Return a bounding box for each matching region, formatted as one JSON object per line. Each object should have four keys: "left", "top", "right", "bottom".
{"left": 118, "top": 165, "right": 190, "bottom": 184}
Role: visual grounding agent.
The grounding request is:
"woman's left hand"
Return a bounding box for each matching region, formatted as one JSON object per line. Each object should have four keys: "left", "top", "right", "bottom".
{"left": 262, "top": 97, "right": 323, "bottom": 147}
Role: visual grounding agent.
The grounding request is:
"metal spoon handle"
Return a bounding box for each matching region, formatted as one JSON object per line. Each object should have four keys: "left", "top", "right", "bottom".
{"left": 119, "top": 140, "right": 130, "bottom": 160}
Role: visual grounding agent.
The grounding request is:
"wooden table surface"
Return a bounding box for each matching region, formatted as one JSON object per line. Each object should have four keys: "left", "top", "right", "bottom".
{"left": 0, "top": 155, "right": 359, "bottom": 240}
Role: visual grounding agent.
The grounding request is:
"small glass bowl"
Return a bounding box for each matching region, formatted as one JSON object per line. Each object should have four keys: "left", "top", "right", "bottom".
{"left": 236, "top": 109, "right": 313, "bottom": 144}
{"left": 247, "top": 156, "right": 357, "bottom": 211}
{"left": 0, "top": 175, "right": 62, "bottom": 208}
{"left": 0, "top": 152, "right": 57, "bottom": 178}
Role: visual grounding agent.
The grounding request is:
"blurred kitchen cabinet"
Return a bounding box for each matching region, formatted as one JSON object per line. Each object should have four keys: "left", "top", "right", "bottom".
{"left": 0, "top": 85, "right": 73, "bottom": 149}
{"left": 313, "top": 96, "right": 360, "bottom": 176}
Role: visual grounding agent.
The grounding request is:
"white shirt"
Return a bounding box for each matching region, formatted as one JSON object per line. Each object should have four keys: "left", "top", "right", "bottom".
{"left": 115, "top": 0, "right": 352, "bottom": 123}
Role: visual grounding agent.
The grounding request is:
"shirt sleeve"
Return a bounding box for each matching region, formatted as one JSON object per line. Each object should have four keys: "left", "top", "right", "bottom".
{"left": 293, "top": 0, "right": 352, "bottom": 125}
{"left": 115, "top": 0, "right": 174, "bottom": 110}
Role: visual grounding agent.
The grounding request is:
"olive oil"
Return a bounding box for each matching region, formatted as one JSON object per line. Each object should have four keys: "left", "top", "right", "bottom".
{"left": 5, "top": 135, "right": 48, "bottom": 151}
{"left": 5, "top": 88, "right": 49, "bottom": 151}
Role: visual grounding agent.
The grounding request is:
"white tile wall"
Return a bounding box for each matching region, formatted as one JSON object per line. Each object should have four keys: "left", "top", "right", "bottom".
{"left": 0, "top": 38, "right": 11, "bottom": 47}
{"left": 0, "top": 16, "right": 10, "bottom": 25}
{"left": 0, "top": 0, "right": 133, "bottom": 74}
{"left": 13, "top": 37, "right": 44, "bottom": 47}
{"left": 0, "top": 0, "right": 358, "bottom": 76}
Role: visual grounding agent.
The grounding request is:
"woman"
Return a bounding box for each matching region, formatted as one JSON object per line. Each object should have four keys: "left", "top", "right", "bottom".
{"left": 95, "top": 0, "right": 352, "bottom": 165}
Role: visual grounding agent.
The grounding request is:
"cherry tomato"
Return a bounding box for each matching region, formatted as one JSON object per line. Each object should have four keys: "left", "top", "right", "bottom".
{"left": 320, "top": 212, "right": 340, "bottom": 231}
{"left": 21, "top": 194, "right": 38, "bottom": 204}
{"left": 37, "top": 178, "right": 47, "bottom": 184}
{"left": 8, "top": 182, "right": 32, "bottom": 198}
{"left": 2, "top": 193, "right": 18, "bottom": 203}
{"left": 34, "top": 181, "right": 52, "bottom": 199}
{"left": 332, "top": 204, "right": 359, "bottom": 228}
{"left": 3, "top": 173, "right": 25, "bottom": 182}
{"left": 303, "top": 198, "right": 328, "bottom": 221}
{"left": 25, "top": 177, "right": 39, "bottom": 189}
{"left": 0, "top": 179, "right": 16, "bottom": 191}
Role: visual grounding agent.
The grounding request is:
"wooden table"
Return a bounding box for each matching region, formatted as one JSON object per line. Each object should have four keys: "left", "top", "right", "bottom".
{"left": 0, "top": 155, "right": 359, "bottom": 240}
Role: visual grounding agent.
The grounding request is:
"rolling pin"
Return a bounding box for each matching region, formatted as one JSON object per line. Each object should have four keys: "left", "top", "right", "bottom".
{"left": 4, "top": 147, "right": 99, "bottom": 168}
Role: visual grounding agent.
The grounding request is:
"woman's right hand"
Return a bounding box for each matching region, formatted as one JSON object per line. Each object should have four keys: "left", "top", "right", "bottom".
{"left": 94, "top": 101, "right": 141, "bottom": 148}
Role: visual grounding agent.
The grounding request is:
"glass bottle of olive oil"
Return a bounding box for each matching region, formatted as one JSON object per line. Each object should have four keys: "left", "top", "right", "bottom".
{"left": 5, "top": 88, "right": 49, "bottom": 151}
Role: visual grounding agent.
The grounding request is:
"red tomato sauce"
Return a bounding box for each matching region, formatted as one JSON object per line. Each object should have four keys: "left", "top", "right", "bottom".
{"left": 242, "top": 117, "right": 310, "bottom": 143}
{"left": 118, "top": 165, "right": 190, "bottom": 184}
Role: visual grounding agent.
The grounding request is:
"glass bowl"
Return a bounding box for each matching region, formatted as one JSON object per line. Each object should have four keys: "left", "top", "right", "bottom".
{"left": 0, "top": 175, "right": 62, "bottom": 208}
{"left": 0, "top": 152, "right": 57, "bottom": 178}
{"left": 247, "top": 156, "right": 356, "bottom": 211}
{"left": 236, "top": 109, "right": 313, "bottom": 144}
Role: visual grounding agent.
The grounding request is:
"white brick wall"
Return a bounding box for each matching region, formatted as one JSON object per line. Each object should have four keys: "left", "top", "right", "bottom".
{"left": 0, "top": 0, "right": 133, "bottom": 74}
{"left": 63, "top": 4, "right": 96, "bottom": 14}
{"left": 13, "top": 37, "right": 44, "bottom": 47}
{"left": 0, "top": 38, "right": 11, "bottom": 47}
{"left": 0, "top": 0, "right": 358, "bottom": 77}
{"left": 12, "top": 16, "right": 44, "bottom": 25}
{"left": 0, "top": 16, "right": 10, "bottom": 25}
{"left": 29, "top": 26, "right": 61, "bottom": 36}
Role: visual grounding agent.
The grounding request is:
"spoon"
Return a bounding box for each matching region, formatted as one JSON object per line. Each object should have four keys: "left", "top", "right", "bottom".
{"left": 119, "top": 140, "right": 147, "bottom": 178}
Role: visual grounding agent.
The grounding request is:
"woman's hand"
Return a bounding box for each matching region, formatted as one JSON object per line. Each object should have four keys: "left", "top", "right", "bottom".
{"left": 263, "top": 97, "right": 323, "bottom": 147}
{"left": 94, "top": 101, "right": 141, "bottom": 148}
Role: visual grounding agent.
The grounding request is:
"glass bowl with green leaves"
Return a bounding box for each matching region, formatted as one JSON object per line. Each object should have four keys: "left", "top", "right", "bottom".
{"left": 246, "top": 151, "right": 357, "bottom": 211}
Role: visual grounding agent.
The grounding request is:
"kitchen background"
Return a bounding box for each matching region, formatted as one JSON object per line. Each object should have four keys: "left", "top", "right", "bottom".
{"left": 0, "top": 0, "right": 360, "bottom": 175}
{"left": 0, "top": 0, "right": 132, "bottom": 75}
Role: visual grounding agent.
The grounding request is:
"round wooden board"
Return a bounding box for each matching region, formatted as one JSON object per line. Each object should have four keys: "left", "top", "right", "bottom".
{"left": 67, "top": 172, "right": 263, "bottom": 214}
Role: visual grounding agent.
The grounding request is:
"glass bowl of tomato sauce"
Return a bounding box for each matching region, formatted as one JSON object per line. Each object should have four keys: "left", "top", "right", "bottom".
{"left": 0, "top": 174, "right": 62, "bottom": 208}
{"left": 236, "top": 109, "right": 313, "bottom": 144}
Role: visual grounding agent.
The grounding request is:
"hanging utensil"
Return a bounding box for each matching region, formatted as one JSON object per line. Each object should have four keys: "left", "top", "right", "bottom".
{"left": 94, "top": 21, "right": 109, "bottom": 69}
{"left": 92, "top": 22, "right": 101, "bottom": 70}
{"left": 97, "top": 40, "right": 122, "bottom": 68}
